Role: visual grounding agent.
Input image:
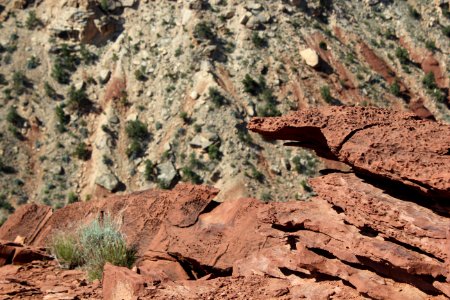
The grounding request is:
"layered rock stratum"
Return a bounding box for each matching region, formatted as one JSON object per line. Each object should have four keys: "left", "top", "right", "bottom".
{"left": 1, "top": 106, "right": 450, "bottom": 299}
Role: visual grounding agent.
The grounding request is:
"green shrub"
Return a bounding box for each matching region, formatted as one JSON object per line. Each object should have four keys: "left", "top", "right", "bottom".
{"left": 44, "top": 82, "right": 57, "bottom": 99}
{"left": 181, "top": 166, "right": 203, "bottom": 184}
{"left": 242, "top": 74, "right": 261, "bottom": 96}
{"left": 422, "top": 72, "right": 437, "bottom": 90}
{"left": 49, "top": 232, "right": 83, "bottom": 269}
{"left": 320, "top": 86, "right": 332, "bottom": 103}
{"left": 26, "top": 11, "right": 41, "bottom": 30}
{"left": 208, "top": 87, "right": 227, "bottom": 107}
{"left": 51, "top": 44, "right": 79, "bottom": 84}
{"left": 80, "top": 45, "right": 97, "bottom": 65}
{"left": 389, "top": 81, "right": 401, "bottom": 97}
{"left": 179, "top": 111, "right": 191, "bottom": 124}
{"left": 0, "top": 74, "right": 7, "bottom": 85}
{"left": 292, "top": 154, "right": 318, "bottom": 177}
{"left": 55, "top": 105, "right": 69, "bottom": 132}
{"left": 26, "top": 56, "right": 40, "bottom": 69}
{"left": 300, "top": 179, "right": 314, "bottom": 193}
{"left": 67, "top": 86, "right": 91, "bottom": 113}
{"left": 261, "top": 192, "right": 272, "bottom": 202}
{"left": 257, "top": 89, "right": 281, "bottom": 117}
{"left": 12, "top": 71, "right": 28, "bottom": 95}
{"left": 237, "top": 128, "right": 253, "bottom": 145}
{"left": 67, "top": 192, "right": 79, "bottom": 204}
{"left": 432, "top": 89, "right": 446, "bottom": 103}
{"left": 188, "top": 153, "right": 204, "bottom": 170}
{"left": 126, "top": 140, "right": 144, "bottom": 159}
{"left": 144, "top": 160, "right": 157, "bottom": 181}
{"left": 125, "top": 120, "right": 149, "bottom": 141}
{"left": 443, "top": 26, "right": 450, "bottom": 38}
{"left": 251, "top": 166, "right": 264, "bottom": 183}
{"left": 0, "top": 194, "right": 14, "bottom": 213}
{"left": 395, "top": 47, "right": 409, "bottom": 65}
{"left": 251, "top": 33, "right": 267, "bottom": 48}
{"left": 408, "top": 5, "right": 421, "bottom": 20}
{"left": 49, "top": 215, "right": 136, "bottom": 281}
{"left": 194, "top": 22, "right": 215, "bottom": 40}
{"left": 7, "top": 107, "right": 24, "bottom": 127}
{"left": 100, "top": 0, "right": 109, "bottom": 11}
{"left": 74, "top": 142, "right": 91, "bottom": 161}
{"left": 207, "top": 144, "right": 222, "bottom": 161}
{"left": 134, "top": 67, "right": 147, "bottom": 81}
{"left": 425, "top": 40, "right": 437, "bottom": 52}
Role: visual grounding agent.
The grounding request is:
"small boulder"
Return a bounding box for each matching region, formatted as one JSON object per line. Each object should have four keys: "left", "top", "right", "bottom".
{"left": 189, "top": 132, "right": 219, "bottom": 150}
{"left": 99, "top": 69, "right": 111, "bottom": 84}
{"left": 300, "top": 48, "right": 319, "bottom": 67}
{"left": 102, "top": 263, "right": 147, "bottom": 300}
{"left": 157, "top": 161, "right": 178, "bottom": 187}
{"left": 95, "top": 171, "right": 120, "bottom": 191}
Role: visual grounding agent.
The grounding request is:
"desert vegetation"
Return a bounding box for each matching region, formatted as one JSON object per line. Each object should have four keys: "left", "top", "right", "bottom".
{"left": 49, "top": 215, "right": 136, "bottom": 281}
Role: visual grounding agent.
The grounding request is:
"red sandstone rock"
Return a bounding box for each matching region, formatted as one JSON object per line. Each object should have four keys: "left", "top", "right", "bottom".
{"left": 248, "top": 106, "right": 450, "bottom": 199}
{"left": 0, "top": 204, "right": 53, "bottom": 245}
{"left": 102, "top": 263, "right": 147, "bottom": 300}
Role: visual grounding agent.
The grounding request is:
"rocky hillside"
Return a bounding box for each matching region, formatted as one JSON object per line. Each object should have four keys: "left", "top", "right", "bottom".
{"left": 0, "top": 0, "right": 449, "bottom": 223}
{"left": 0, "top": 106, "right": 449, "bottom": 299}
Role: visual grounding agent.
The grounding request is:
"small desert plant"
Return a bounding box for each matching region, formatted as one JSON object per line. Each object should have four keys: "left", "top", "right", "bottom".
{"left": 74, "top": 142, "right": 91, "bottom": 161}
{"left": 125, "top": 119, "right": 149, "bottom": 141}
{"left": 12, "top": 71, "right": 28, "bottom": 95}
{"left": 251, "top": 167, "right": 265, "bottom": 183}
{"left": 208, "top": 87, "right": 227, "bottom": 107}
{"left": 422, "top": 72, "right": 437, "bottom": 90}
{"left": 389, "top": 81, "right": 401, "bottom": 97}
{"left": 179, "top": 111, "right": 191, "bottom": 124}
{"left": 425, "top": 40, "right": 437, "bottom": 52}
{"left": 251, "top": 33, "right": 267, "bottom": 48}
{"left": 80, "top": 45, "right": 98, "bottom": 65}
{"left": 50, "top": 232, "right": 83, "bottom": 269}
{"left": 194, "top": 22, "right": 215, "bottom": 40}
{"left": 55, "top": 105, "right": 69, "bottom": 132}
{"left": 51, "top": 44, "right": 79, "bottom": 84}
{"left": 0, "top": 194, "right": 15, "bottom": 213}
{"left": 126, "top": 140, "right": 144, "bottom": 159}
{"left": 408, "top": 5, "right": 421, "bottom": 20}
{"left": 50, "top": 215, "right": 136, "bottom": 281}
{"left": 320, "top": 86, "right": 332, "bottom": 103}
{"left": 134, "top": 67, "right": 147, "bottom": 81}
{"left": 7, "top": 107, "right": 24, "bottom": 127}
{"left": 443, "top": 25, "right": 450, "bottom": 38}
{"left": 207, "top": 144, "right": 222, "bottom": 161}
{"left": 67, "top": 85, "right": 91, "bottom": 113}
{"left": 395, "top": 47, "right": 409, "bottom": 65}
{"left": 26, "top": 56, "right": 40, "bottom": 69}
{"left": 242, "top": 74, "right": 262, "bottom": 96}
{"left": 144, "top": 159, "right": 157, "bottom": 181}
{"left": 67, "top": 192, "right": 79, "bottom": 204}
{"left": 44, "top": 82, "right": 58, "bottom": 99}
{"left": 26, "top": 11, "right": 41, "bottom": 30}
{"left": 181, "top": 166, "right": 203, "bottom": 184}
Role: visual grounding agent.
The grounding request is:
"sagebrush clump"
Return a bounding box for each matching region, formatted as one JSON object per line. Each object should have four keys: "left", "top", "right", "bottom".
{"left": 50, "top": 215, "right": 136, "bottom": 281}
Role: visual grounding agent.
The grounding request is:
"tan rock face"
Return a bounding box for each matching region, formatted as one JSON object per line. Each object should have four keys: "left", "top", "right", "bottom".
{"left": 1, "top": 107, "right": 450, "bottom": 298}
